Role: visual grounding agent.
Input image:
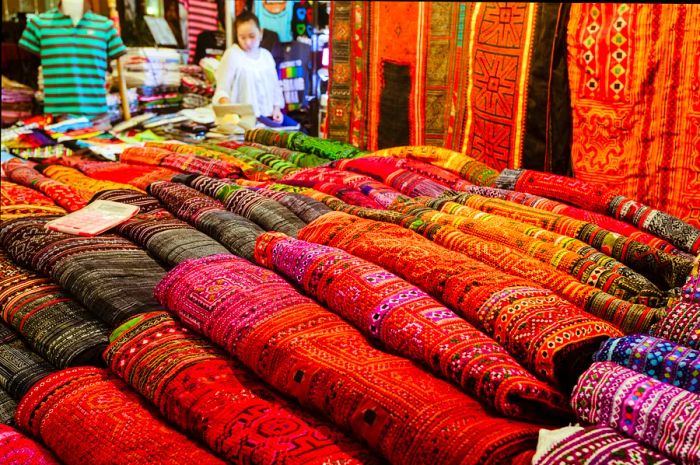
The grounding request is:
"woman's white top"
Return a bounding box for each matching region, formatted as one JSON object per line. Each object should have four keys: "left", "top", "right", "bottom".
{"left": 213, "top": 44, "right": 285, "bottom": 117}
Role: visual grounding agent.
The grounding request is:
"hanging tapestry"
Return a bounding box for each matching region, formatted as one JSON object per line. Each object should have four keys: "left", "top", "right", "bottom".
{"left": 105, "top": 311, "right": 378, "bottom": 465}
{"left": 328, "top": 2, "right": 572, "bottom": 171}
{"left": 255, "top": 232, "right": 569, "bottom": 421}
{"left": 156, "top": 254, "right": 542, "bottom": 465}
{"left": 16, "top": 367, "right": 227, "bottom": 465}
{"left": 571, "top": 362, "right": 700, "bottom": 465}
{"left": 0, "top": 424, "right": 61, "bottom": 465}
{"left": 568, "top": 3, "right": 700, "bottom": 228}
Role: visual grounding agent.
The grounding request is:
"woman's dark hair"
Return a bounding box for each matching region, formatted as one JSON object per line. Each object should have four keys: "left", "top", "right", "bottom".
{"left": 234, "top": 10, "right": 261, "bottom": 38}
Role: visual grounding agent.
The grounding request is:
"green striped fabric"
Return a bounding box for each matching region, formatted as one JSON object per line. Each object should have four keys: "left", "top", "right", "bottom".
{"left": 19, "top": 9, "right": 127, "bottom": 116}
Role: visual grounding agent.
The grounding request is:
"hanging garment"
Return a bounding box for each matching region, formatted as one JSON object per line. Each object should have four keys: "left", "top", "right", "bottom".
{"left": 255, "top": 0, "right": 294, "bottom": 43}
{"left": 18, "top": 9, "right": 126, "bottom": 116}
{"left": 156, "top": 254, "right": 542, "bottom": 465}
{"left": 181, "top": 0, "right": 219, "bottom": 63}
{"left": 15, "top": 367, "right": 228, "bottom": 465}
{"left": 105, "top": 312, "right": 379, "bottom": 465}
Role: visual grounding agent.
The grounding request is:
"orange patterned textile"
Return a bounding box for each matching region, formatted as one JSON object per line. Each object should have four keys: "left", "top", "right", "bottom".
{"left": 568, "top": 3, "right": 700, "bottom": 228}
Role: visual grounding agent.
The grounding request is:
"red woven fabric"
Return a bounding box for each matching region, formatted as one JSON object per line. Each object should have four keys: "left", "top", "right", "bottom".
{"left": 0, "top": 178, "right": 66, "bottom": 220}
{"left": 0, "top": 424, "right": 60, "bottom": 465}
{"left": 105, "top": 311, "right": 378, "bottom": 465}
{"left": 254, "top": 232, "right": 569, "bottom": 421}
{"left": 15, "top": 367, "right": 227, "bottom": 465}
{"left": 156, "top": 254, "right": 541, "bottom": 465}
{"left": 2, "top": 159, "right": 88, "bottom": 211}
{"left": 298, "top": 212, "right": 623, "bottom": 388}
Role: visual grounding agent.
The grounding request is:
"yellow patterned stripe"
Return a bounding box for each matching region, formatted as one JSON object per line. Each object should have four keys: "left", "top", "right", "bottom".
{"left": 461, "top": 3, "right": 482, "bottom": 154}
{"left": 512, "top": 4, "right": 537, "bottom": 169}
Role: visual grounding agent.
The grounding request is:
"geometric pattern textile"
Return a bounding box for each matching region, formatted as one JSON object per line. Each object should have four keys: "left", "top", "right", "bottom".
{"left": 297, "top": 211, "right": 624, "bottom": 388}
{"left": 497, "top": 168, "right": 700, "bottom": 255}
{"left": 328, "top": 3, "right": 572, "bottom": 172}
{"left": 0, "top": 323, "right": 54, "bottom": 400}
{"left": 0, "top": 424, "right": 61, "bottom": 465}
{"left": 155, "top": 254, "right": 542, "bottom": 465}
{"left": 444, "top": 191, "right": 694, "bottom": 290}
{"left": 0, "top": 178, "right": 65, "bottom": 220}
{"left": 593, "top": 334, "right": 700, "bottom": 393}
{"left": 571, "top": 362, "right": 700, "bottom": 465}
{"left": 0, "top": 217, "right": 166, "bottom": 327}
{"left": 254, "top": 232, "right": 570, "bottom": 421}
{"left": 568, "top": 4, "right": 700, "bottom": 229}
{"left": 0, "top": 250, "right": 110, "bottom": 368}
{"left": 15, "top": 367, "right": 228, "bottom": 465}
{"left": 650, "top": 300, "right": 700, "bottom": 351}
{"left": 104, "top": 312, "right": 379, "bottom": 465}
{"left": 0, "top": 388, "right": 16, "bottom": 425}
{"left": 242, "top": 186, "right": 332, "bottom": 224}
{"left": 533, "top": 426, "right": 675, "bottom": 465}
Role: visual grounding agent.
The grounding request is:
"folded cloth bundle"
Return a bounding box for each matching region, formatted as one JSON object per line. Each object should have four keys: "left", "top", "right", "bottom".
{"left": 0, "top": 323, "right": 54, "bottom": 400}
{"left": 91, "top": 190, "right": 230, "bottom": 267}
{"left": 149, "top": 181, "right": 264, "bottom": 260}
{"left": 593, "top": 334, "right": 700, "bottom": 393}
{"left": 15, "top": 367, "right": 227, "bottom": 465}
{"left": 254, "top": 232, "right": 569, "bottom": 421}
{"left": 156, "top": 254, "right": 542, "bottom": 465}
{"left": 650, "top": 300, "right": 700, "bottom": 350}
{"left": 572, "top": 362, "right": 700, "bottom": 465}
{"left": 0, "top": 250, "right": 109, "bottom": 367}
{"left": 0, "top": 178, "right": 66, "bottom": 220}
{"left": 0, "top": 424, "right": 61, "bottom": 465}
{"left": 0, "top": 217, "right": 166, "bottom": 327}
{"left": 105, "top": 312, "right": 380, "bottom": 465}
{"left": 298, "top": 212, "right": 624, "bottom": 389}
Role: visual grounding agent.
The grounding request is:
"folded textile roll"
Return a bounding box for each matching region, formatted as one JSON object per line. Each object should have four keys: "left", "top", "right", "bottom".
{"left": 156, "top": 254, "right": 542, "bottom": 465}
{"left": 254, "top": 232, "right": 569, "bottom": 421}
{"left": 0, "top": 179, "right": 66, "bottom": 220}
{"left": 91, "top": 190, "right": 230, "bottom": 267}
{"left": 149, "top": 181, "right": 264, "bottom": 260}
{"left": 245, "top": 128, "right": 367, "bottom": 160}
{"left": 682, "top": 274, "right": 700, "bottom": 304}
{"left": 443, "top": 191, "right": 694, "bottom": 289}
{"left": 299, "top": 212, "right": 624, "bottom": 388}
{"left": 533, "top": 426, "right": 675, "bottom": 465}
{"left": 40, "top": 165, "right": 146, "bottom": 195}
{"left": 2, "top": 159, "right": 88, "bottom": 211}
{"left": 244, "top": 187, "right": 332, "bottom": 224}
{"left": 0, "top": 217, "right": 166, "bottom": 327}
{"left": 650, "top": 300, "right": 700, "bottom": 350}
{"left": 0, "top": 388, "right": 15, "bottom": 425}
{"left": 105, "top": 312, "right": 381, "bottom": 465}
{"left": 369, "top": 145, "right": 500, "bottom": 186}
{"left": 497, "top": 169, "right": 700, "bottom": 255}
{"left": 571, "top": 362, "right": 700, "bottom": 465}
{"left": 15, "top": 367, "right": 227, "bottom": 465}
{"left": 0, "top": 250, "right": 110, "bottom": 368}
{"left": 0, "top": 424, "right": 61, "bottom": 465}
{"left": 177, "top": 174, "right": 305, "bottom": 237}
{"left": 391, "top": 197, "right": 664, "bottom": 306}
{"left": 593, "top": 334, "right": 700, "bottom": 393}
{"left": 243, "top": 142, "right": 327, "bottom": 167}
{"left": 450, "top": 185, "right": 679, "bottom": 254}
{"left": 0, "top": 323, "right": 54, "bottom": 400}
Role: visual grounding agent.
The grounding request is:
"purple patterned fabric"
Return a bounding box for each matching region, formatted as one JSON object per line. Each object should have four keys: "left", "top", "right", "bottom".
{"left": 593, "top": 334, "right": 700, "bottom": 393}
{"left": 571, "top": 362, "right": 700, "bottom": 465}
{"left": 651, "top": 300, "right": 700, "bottom": 350}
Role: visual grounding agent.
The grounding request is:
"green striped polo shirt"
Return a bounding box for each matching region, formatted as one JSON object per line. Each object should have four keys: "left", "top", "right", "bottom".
{"left": 19, "top": 9, "right": 127, "bottom": 116}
